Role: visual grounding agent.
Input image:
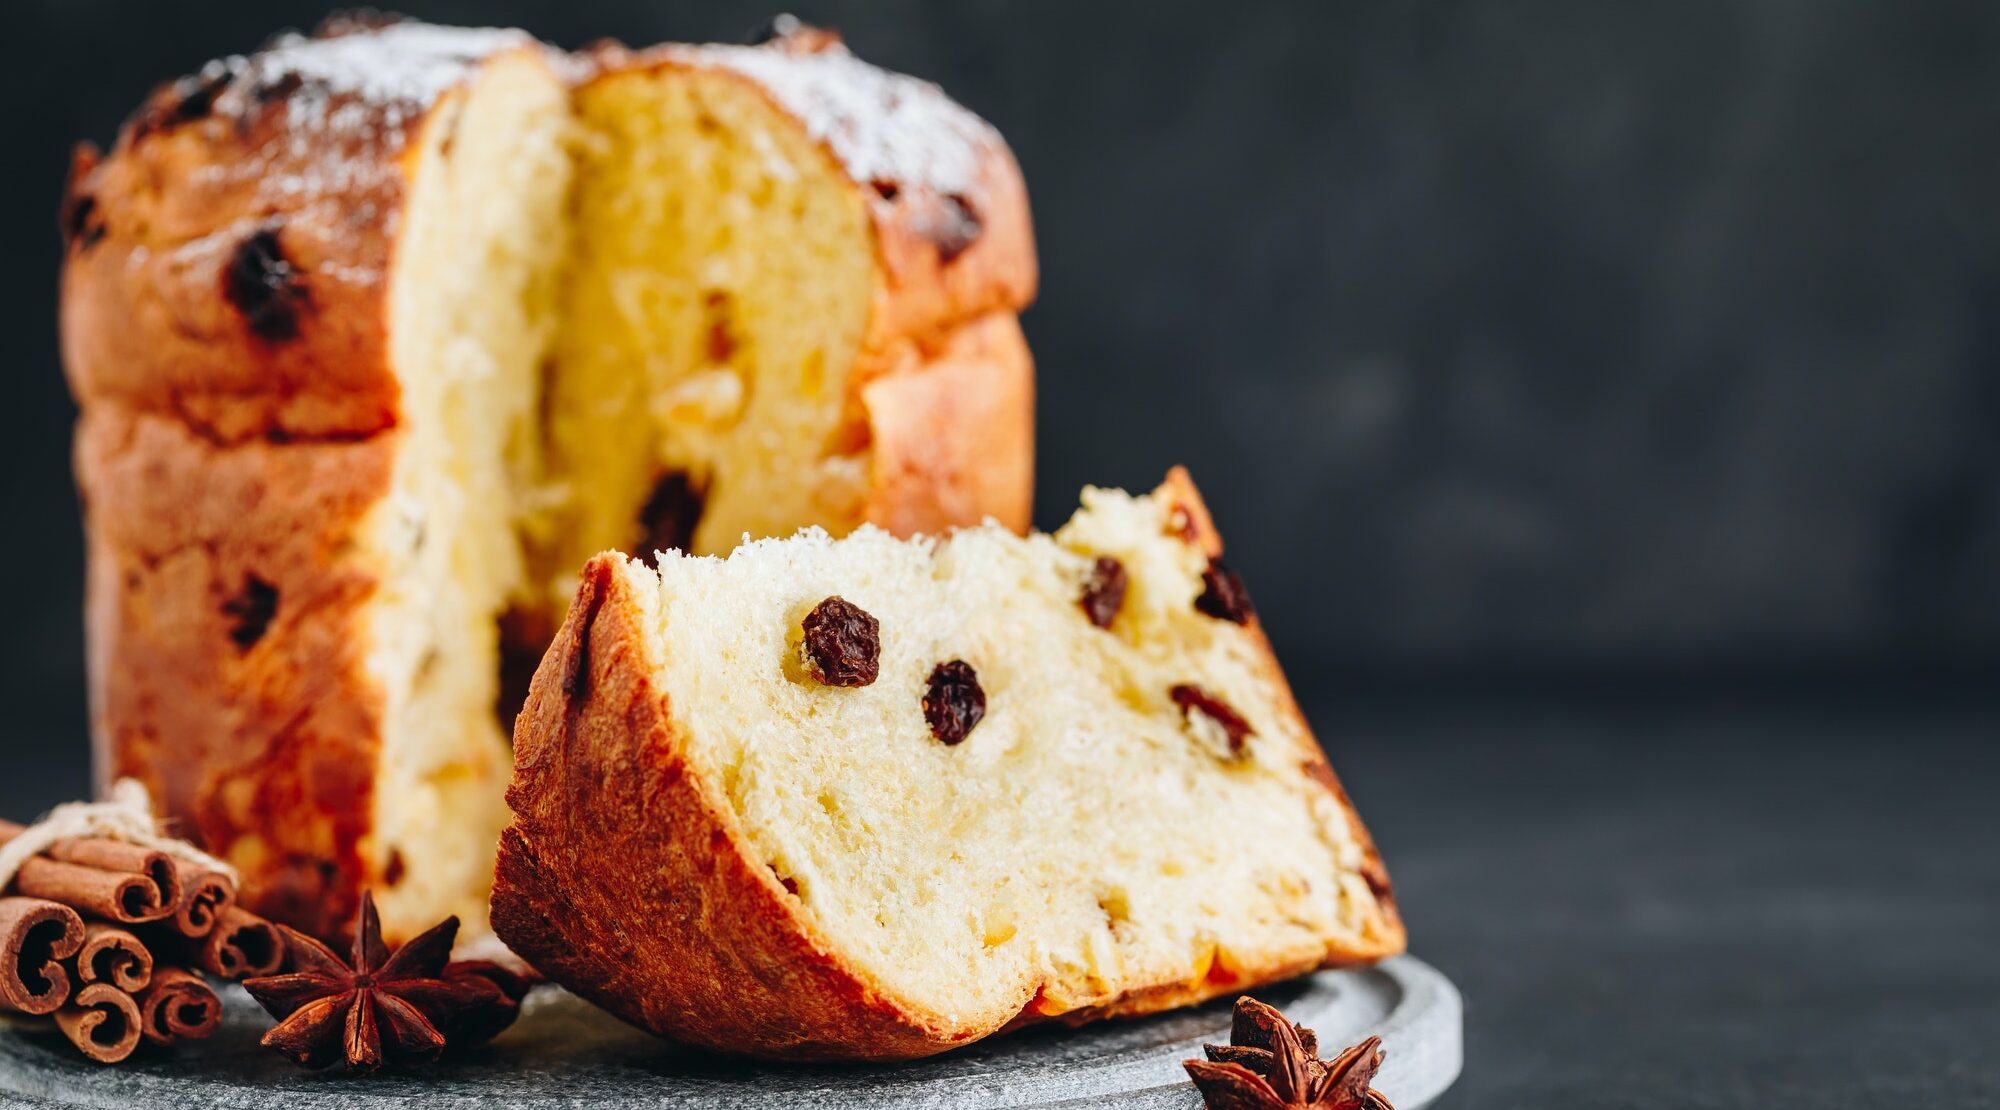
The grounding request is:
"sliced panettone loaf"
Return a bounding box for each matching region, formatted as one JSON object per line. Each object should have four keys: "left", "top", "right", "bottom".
{"left": 492, "top": 470, "right": 1403, "bottom": 1060}
{"left": 61, "top": 16, "right": 1034, "bottom": 943}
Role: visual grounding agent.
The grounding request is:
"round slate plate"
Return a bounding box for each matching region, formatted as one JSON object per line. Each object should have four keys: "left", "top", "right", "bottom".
{"left": 0, "top": 955, "right": 1459, "bottom": 1108}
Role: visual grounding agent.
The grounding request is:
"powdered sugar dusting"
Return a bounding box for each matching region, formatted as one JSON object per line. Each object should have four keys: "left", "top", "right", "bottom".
{"left": 191, "top": 23, "right": 538, "bottom": 205}
{"left": 678, "top": 40, "right": 1000, "bottom": 198}
{"left": 246, "top": 23, "right": 533, "bottom": 129}
{"left": 166, "top": 21, "right": 998, "bottom": 216}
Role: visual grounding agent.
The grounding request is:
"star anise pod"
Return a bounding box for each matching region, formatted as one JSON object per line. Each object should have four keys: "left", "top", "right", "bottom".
{"left": 1183, "top": 996, "right": 1396, "bottom": 1109}
{"left": 435, "top": 959, "right": 535, "bottom": 1047}
{"left": 242, "top": 892, "right": 518, "bottom": 1071}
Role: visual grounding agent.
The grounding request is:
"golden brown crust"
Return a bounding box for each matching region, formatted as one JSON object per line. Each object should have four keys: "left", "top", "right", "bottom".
{"left": 860, "top": 312, "right": 1035, "bottom": 536}
{"left": 493, "top": 559, "right": 974, "bottom": 1060}
{"left": 860, "top": 137, "right": 1037, "bottom": 354}
{"left": 491, "top": 473, "right": 1402, "bottom": 1061}
{"left": 78, "top": 407, "right": 391, "bottom": 938}
{"left": 61, "top": 38, "right": 443, "bottom": 939}
{"left": 62, "top": 23, "right": 1037, "bottom": 944}
{"left": 60, "top": 50, "right": 416, "bottom": 442}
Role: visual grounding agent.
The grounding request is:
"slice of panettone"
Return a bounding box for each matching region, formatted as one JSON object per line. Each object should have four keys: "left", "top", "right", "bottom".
{"left": 491, "top": 469, "right": 1403, "bottom": 1061}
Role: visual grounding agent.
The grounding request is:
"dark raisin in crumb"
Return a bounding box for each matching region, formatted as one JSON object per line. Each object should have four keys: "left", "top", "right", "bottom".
{"left": 1360, "top": 858, "right": 1393, "bottom": 903}
{"left": 635, "top": 471, "right": 705, "bottom": 565}
{"left": 1194, "top": 558, "right": 1255, "bottom": 624}
{"left": 932, "top": 194, "right": 983, "bottom": 263}
{"left": 223, "top": 228, "right": 309, "bottom": 343}
{"left": 703, "top": 290, "right": 738, "bottom": 364}
{"left": 1079, "top": 556, "right": 1128, "bottom": 630}
{"left": 1170, "top": 683, "right": 1254, "bottom": 756}
{"left": 871, "top": 179, "right": 901, "bottom": 202}
{"left": 800, "top": 596, "right": 881, "bottom": 687}
{"left": 222, "top": 575, "right": 279, "bottom": 649}
{"left": 383, "top": 850, "right": 407, "bottom": 887}
{"left": 922, "top": 660, "right": 986, "bottom": 745}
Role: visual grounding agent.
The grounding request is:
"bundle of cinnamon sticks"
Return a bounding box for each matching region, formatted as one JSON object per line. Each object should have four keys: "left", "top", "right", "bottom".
{"left": 0, "top": 819, "right": 284, "bottom": 1063}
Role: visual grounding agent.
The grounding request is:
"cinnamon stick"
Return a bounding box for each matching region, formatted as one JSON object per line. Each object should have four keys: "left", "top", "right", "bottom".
{"left": 136, "top": 966, "right": 221, "bottom": 1045}
{"left": 75, "top": 922, "right": 152, "bottom": 994}
{"left": 194, "top": 905, "right": 283, "bottom": 979}
{"left": 10, "top": 856, "right": 173, "bottom": 925}
{"left": 0, "top": 896, "right": 84, "bottom": 1015}
{"left": 165, "top": 861, "right": 235, "bottom": 939}
{"left": 0, "top": 821, "right": 182, "bottom": 924}
{"left": 46, "top": 840, "right": 181, "bottom": 918}
{"left": 53, "top": 982, "right": 143, "bottom": 1064}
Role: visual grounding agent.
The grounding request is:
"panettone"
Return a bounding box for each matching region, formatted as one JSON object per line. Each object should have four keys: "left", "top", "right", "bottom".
{"left": 59, "top": 16, "right": 1035, "bottom": 943}
{"left": 492, "top": 470, "right": 1403, "bottom": 1060}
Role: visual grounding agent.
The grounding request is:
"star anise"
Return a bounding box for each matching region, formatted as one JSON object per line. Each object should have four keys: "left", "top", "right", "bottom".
{"left": 1184, "top": 996, "right": 1396, "bottom": 1109}
{"left": 242, "top": 892, "right": 526, "bottom": 1071}
{"left": 435, "top": 959, "right": 535, "bottom": 1047}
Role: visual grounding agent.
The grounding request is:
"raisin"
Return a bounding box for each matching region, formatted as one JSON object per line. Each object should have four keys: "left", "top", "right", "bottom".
{"left": 800, "top": 597, "right": 881, "bottom": 687}
{"left": 703, "top": 291, "right": 738, "bottom": 364}
{"left": 1194, "top": 558, "right": 1255, "bottom": 624}
{"left": 1170, "top": 683, "right": 1254, "bottom": 758}
{"left": 871, "top": 179, "right": 901, "bottom": 202}
{"left": 1360, "top": 857, "right": 1394, "bottom": 904}
{"left": 635, "top": 471, "right": 705, "bottom": 565}
{"left": 223, "top": 227, "right": 308, "bottom": 343}
{"left": 222, "top": 575, "right": 279, "bottom": 649}
{"left": 1079, "top": 556, "right": 1128, "bottom": 630}
{"left": 932, "top": 194, "right": 983, "bottom": 263}
{"left": 922, "top": 660, "right": 986, "bottom": 745}
{"left": 383, "top": 850, "right": 407, "bottom": 887}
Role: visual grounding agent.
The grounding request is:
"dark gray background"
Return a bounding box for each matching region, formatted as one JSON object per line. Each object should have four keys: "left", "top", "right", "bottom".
{"left": 6, "top": 2, "right": 1998, "bottom": 1106}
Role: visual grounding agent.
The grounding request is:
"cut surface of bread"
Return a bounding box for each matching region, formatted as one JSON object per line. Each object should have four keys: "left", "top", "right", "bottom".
{"left": 534, "top": 59, "right": 875, "bottom": 595}
{"left": 363, "top": 44, "right": 574, "bottom": 937}
{"left": 62, "top": 19, "right": 1035, "bottom": 943}
{"left": 493, "top": 470, "right": 1403, "bottom": 1060}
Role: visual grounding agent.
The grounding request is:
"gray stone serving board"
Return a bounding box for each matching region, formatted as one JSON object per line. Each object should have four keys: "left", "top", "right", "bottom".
{"left": 0, "top": 955, "right": 1459, "bottom": 1108}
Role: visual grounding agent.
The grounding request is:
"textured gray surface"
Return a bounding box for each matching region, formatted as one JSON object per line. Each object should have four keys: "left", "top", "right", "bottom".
{"left": 1333, "top": 696, "right": 2000, "bottom": 1109}
{"left": 0, "top": 956, "right": 1458, "bottom": 1108}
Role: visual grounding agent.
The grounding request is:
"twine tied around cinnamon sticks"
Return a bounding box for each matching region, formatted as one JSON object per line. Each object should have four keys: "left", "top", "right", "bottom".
{"left": 0, "top": 781, "right": 284, "bottom": 1063}
{"left": 0, "top": 779, "right": 237, "bottom": 894}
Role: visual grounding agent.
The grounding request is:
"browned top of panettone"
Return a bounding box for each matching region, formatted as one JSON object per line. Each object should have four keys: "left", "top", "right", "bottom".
{"left": 59, "top": 18, "right": 543, "bottom": 443}
{"left": 61, "top": 16, "right": 1035, "bottom": 444}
